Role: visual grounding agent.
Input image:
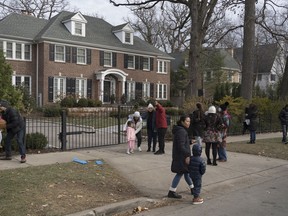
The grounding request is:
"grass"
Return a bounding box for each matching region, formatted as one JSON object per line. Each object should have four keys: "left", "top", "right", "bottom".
{"left": 0, "top": 160, "right": 142, "bottom": 216}
{"left": 227, "top": 138, "right": 288, "bottom": 160}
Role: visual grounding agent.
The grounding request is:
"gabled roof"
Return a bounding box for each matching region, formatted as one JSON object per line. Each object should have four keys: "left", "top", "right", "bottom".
{"left": 0, "top": 11, "right": 172, "bottom": 59}
{"left": 233, "top": 43, "right": 278, "bottom": 74}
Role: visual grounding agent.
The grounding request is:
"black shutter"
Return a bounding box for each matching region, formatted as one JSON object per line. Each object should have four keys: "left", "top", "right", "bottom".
{"left": 87, "top": 79, "right": 92, "bottom": 99}
{"left": 66, "top": 78, "right": 76, "bottom": 96}
{"left": 49, "top": 44, "right": 54, "bottom": 61}
{"left": 125, "top": 82, "right": 128, "bottom": 98}
{"left": 72, "top": 47, "right": 77, "bottom": 63}
{"left": 87, "top": 49, "right": 91, "bottom": 65}
{"left": 135, "top": 82, "right": 142, "bottom": 100}
{"left": 150, "top": 83, "right": 154, "bottom": 98}
{"left": 124, "top": 54, "right": 128, "bottom": 68}
{"left": 135, "top": 56, "right": 139, "bottom": 69}
{"left": 140, "top": 56, "right": 143, "bottom": 70}
{"left": 48, "top": 77, "right": 54, "bottom": 102}
{"left": 100, "top": 51, "right": 104, "bottom": 66}
{"left": 65, "top": 46, "right": 71, "bottom": 63}
{"left": 150, "top": 57, "right": 154, "bottom": 71}
{"left": 112, "top": 52, "right": 117, "bottom": 67}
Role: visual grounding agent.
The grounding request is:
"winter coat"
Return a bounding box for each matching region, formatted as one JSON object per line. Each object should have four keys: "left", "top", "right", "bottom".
{"left": 279, "top": 107, "right": 288, "bottom": 125}
{"left": 171, "top": 125, "right": 191, "bottom": 174}
{"left": 155, "top": 103, "right": 167, "bottom": 129}
{"left": 203, "top": 113, "right": 223, "bottom": 143}
{"left": 189, "top": 145, "right": 206, "bottom": 179}
{"left": 123, "top": 115, "right": 143, "bottom": 134}
{"left": 143, "top": 110, "right": 157, "bottom": 132}
{"left": 246, "top": 107, "right": 258, "bottom": 131}
{"left": 188, "top": 109, "right": 205, "bottom": 138}
{"left": 126, "top": 126, "right": 136, "bottom": 141}
{"left": 1, "top": 107, "right": 24, "bottom": 135}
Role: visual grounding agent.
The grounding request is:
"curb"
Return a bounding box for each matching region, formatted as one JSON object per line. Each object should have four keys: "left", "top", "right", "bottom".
{"left": 65, "top": 197, "right": 161, "bottom": 216}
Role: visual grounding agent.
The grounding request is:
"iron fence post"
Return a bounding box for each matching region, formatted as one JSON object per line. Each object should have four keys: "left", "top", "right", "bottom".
{"left": 118, "top": 105, "right": 121, "bottom": 144}
{"left": 61, "top": 110, "right": 67, "bottom": 150}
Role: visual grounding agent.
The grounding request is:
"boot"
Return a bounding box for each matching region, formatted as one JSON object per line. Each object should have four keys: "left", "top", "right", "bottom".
{"left": 168, "top": 190, "right": 182, "bottom": 199}
{"left": 207, "top": 159, "right": 212, "bottom": 165}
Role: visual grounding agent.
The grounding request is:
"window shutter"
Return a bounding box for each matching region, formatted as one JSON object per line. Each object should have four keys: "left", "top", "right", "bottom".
{"left": 140, "top": 56, "right": 143, "bottom": 70}
{"left": 100, "top": 51, "right": 104, "bottom": 66}
{"left": 112, "top": 52, "right": 117, "bottom": 67}
{"left": 49, "top": 44, "right": 54, "bottom": 61}
{"left": 48, "top": 77, "right": 54, "bottom": 102}
{"left": 125, "top": 82, "right": 128, "bottom": 97}
{"left": 135, "top": 56, "right": 139, "bottom": 69}
{"left": 87, "top": 79, "right": 92, "bottom": 99}
{"left": 72, "top": 47, "right": 77, "bottom": 63}
{"left": 87, "top": 49, "right": 91, "bottom": 65}
{"left": 65, "top": 46, "right": 71, "bottom": 63}
{"left": 150, "top": 83, "right": 154, "bottom": 98}
{"left": 135, "top": 82, "right": 142, "bottom": 100}
{"left": 124, "top": 54, "right": 128, "bottom": 68}
{"left": 66, "top": 78, "right": 76, "bottom": 96}
{"left": 150, "top": 57, "right": 154, "bottom": 71}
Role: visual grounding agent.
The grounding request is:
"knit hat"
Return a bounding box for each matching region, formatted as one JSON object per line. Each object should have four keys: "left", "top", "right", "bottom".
{"left": 208, "top": 106, "right": 216, "bottom": 114}
{"left": 147, "top": 103, "right": 154, "bottom": 109}
{"left": 133, "top": 111, "right": 140, "bottom": 118}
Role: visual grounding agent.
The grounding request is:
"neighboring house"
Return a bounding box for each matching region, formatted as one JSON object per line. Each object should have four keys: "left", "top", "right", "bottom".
{"left": 170, "top": 49, "right": 241, "bottom": 101}
{"left": 0, "top": 11, "right": 172, "bottom": 106}
{"left": 233, "top": 43, "right": 287, "bottom": 91}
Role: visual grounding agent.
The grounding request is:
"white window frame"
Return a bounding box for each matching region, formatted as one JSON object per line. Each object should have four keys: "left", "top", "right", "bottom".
{"left": 143, "top": 82, "right": 150, "bottom": 99}
{"left": 104, "top": 51, "right": 112, "bottom": 67}
{"left": 6, "top": 42, "right": 13, "bottom": 58}
{"left": 55, "top": 45, "right": 65, "bottom": 62}
{"left": 156, "top": 83, "right": 167, "bottom": 100}
{"left": 157, "top": 60, "right": 168, "bottom": 73}
{"left": 2, "top": 41, "right": 31, "bottom": 61}
{"left": 124, "top": 32, "right": 131, "bottom": 44}
{"left": 142, "top": 57, "right": 150, "bottom": 71}
{"left": 15, "top": 43, "right": 22, "bottom": 59}
{"left": 127, "top": 81, "right": 135, "bottom": 102}
{"left": 12, "top": 75, "right": 32, "bottom": 94}
{"left": 75, "top": 22, "right": 83, "bottom": 36}
{"left": 127, "top": 55, "right": 135, "bottom": 69}
{"left": 53, "top": 77, "right": 66, "bottom": 102}
{"left": 76, "top": 78, "right": 87, "bottom": 98}
{"left": 77, "top": 48, "right": 86, "bottom": 64}
{"left": 24, "top": 44, "right": 31, "bottom": 60}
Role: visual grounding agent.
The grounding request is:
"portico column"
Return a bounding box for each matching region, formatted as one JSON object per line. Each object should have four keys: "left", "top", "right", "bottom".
{"left": 99, "top": 78, "right": 104, "bottom": 101}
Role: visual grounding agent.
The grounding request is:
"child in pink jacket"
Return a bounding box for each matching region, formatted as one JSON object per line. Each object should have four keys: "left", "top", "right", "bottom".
{"left": 126, "top": 120, "right": 136, "bottom": 154}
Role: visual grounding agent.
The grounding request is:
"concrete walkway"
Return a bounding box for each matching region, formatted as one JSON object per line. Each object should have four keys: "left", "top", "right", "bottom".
{"left": 1, "top": 132, "right": 288, "bottom": 216}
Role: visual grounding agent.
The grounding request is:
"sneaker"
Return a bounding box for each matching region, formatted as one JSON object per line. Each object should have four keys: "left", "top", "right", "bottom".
{"left": 20, "top": 155, "right": 26, "bottom": 163}
{"left": 130, "top": 150, "right": 134, "bottom": 154}
{"left": 126, "top": 151, "right": 130, "bottom": 155}
{"left": 147, "top": 149, "right": 151, "bottom": 152}
{"left": 138, "top": 147, "right": 142, "bottom": 152}
{"left": 167, "top": 190, "right": 182, "bottom": 199}
{"left": 193, "top": 197, "right": 204, "bottom": 205}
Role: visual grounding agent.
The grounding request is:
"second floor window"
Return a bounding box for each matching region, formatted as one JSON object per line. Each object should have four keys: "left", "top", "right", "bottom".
{"left": 104, "top": 52, "right": 112, "bottom": 66}
{"left": 143, "top": 57, "right": 150, "bottom": 71}
{"left": 77, "top": 48, "right": 86, "bottom": 64}
{"left": 2, "top": 41, "right": 31, "bottom": 60}
{"left": 55, "top": 45, "right": 65, "bottom": 62}
{"left": 127, "top": 55, "right": 135, "bottom": 69}
{"left": 15, "top": 43, "right": 22, "bottom": 59}
{"left": 158, "top": 60, "right": 168, "bottom": 73}
{"left": 6, "top": 42, "right": 13, "bottom": 58}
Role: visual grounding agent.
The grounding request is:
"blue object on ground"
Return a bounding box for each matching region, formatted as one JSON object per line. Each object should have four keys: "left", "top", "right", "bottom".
{"left": 73, "top": 157, "right": 88, "bottom": 165}
{"left": 95, "top": 160, "right": 103, "bottom": 165}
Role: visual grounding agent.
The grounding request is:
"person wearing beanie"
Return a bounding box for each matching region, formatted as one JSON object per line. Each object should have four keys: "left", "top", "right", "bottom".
{"left": 142, "top": 103, "right": 157, "bottom": 152}
{"left": 123, "top": 110, "right": 143, "bottom": 152}
{"left": 203, "top": 105, "right": 223, "bottom": 166}
{"left": 0, "top": 100, "right": 26, "bottom": 163}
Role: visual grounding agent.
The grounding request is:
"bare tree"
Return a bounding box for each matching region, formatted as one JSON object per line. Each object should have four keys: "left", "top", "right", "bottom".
{"left": 0, "top": 0, "right": 69, "bottom": 19}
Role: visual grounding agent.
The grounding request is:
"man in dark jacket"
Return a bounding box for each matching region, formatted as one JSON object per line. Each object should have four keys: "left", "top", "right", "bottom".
{"left": 279, "top": 104, "right": 288, "bottom": 144}
{"left": 0, "top": 100, "right": 26, "bottom": 163}
{"left": 189, "top": 144, "right": 206, "bottom": 204}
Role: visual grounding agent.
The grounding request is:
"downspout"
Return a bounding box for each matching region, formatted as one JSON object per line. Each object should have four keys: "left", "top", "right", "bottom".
{"left": 36, "top": 43, "right": 39, "bottom": 107}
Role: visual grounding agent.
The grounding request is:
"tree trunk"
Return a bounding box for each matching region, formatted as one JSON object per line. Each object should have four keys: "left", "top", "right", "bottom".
{"left": 240, "top": 1, "right": 256, "bottom": 100}
{"left": 279, "top": 56, "right": 288, "bottom": 100}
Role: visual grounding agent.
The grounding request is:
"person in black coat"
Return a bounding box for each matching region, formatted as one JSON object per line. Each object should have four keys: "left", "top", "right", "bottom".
{"left": 0, "top": 100, "right": 26, "bottom": 163}
{"left": 189, "top": 144, "right": 206, "bottom": 205}
{"left": 279, "top": 104, "right": 288, "bottom": 144}
{"left": 168, "top": 115, "right": 194, "bottom": 199}
{"left": 144, "top": 103, "right": 157, "bottom": 152}
{"left": 188, "top": 102, "right": 205, "bottom": 145}
{"left": 246, "top": 103, "right": 258, "bottom": 144}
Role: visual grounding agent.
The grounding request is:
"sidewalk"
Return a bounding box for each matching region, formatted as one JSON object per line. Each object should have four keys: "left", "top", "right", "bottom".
{"left": 1, "top": 132, "right": 287, "bottom": 216}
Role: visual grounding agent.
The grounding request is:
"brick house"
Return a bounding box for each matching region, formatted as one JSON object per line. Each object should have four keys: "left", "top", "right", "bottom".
{"left": 0, "top": 11, "right": 172, "bottom": 106}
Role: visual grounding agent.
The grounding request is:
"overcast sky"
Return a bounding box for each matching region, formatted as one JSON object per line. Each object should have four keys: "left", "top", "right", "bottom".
{"left": 69, "top": 0, "right": 133, "bottom": 25}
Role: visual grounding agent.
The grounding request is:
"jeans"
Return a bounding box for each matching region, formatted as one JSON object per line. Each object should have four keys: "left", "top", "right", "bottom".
{"left": 281, "top": 124, "right": 287, "bottom": 142}
{"left": 250, "top": 130, "right": 256, "bottom": 142}
{"left": 157, "top": 128, "right": 167, "bottom": 152}
{"left": 195, "top": 136, "right": 202, "bottom": 146}
{"left": 191, "top": 176, "right": 202, "bottom": 198}
{"left": 5, "top": 128, "right": 26, "bottom": 157}
{"left": 171, "top": 173, "right": 193, "bottom": 189}
{"left": 218, "top": 145, "right": 227, "bottom": 161}
{"left": 147, "top": 129, "right": 157, "bottom": 150}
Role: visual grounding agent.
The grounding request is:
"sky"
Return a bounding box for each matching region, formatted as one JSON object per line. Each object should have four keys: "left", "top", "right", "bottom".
{"left": 69, "top": 0, "right": 133, "bottom": 25}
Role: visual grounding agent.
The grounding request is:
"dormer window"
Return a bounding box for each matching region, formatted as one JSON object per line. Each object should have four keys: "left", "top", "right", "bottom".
{"left": 62, "top": 12, "right": 87, "bottom": 37}
{"left": 112, "top": 23, "right": 134, "bottom": 45}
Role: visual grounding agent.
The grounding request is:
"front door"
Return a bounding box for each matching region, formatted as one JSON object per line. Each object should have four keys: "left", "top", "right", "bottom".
{"left": 103, "top": 81, "right": 111, "bottom": 103}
